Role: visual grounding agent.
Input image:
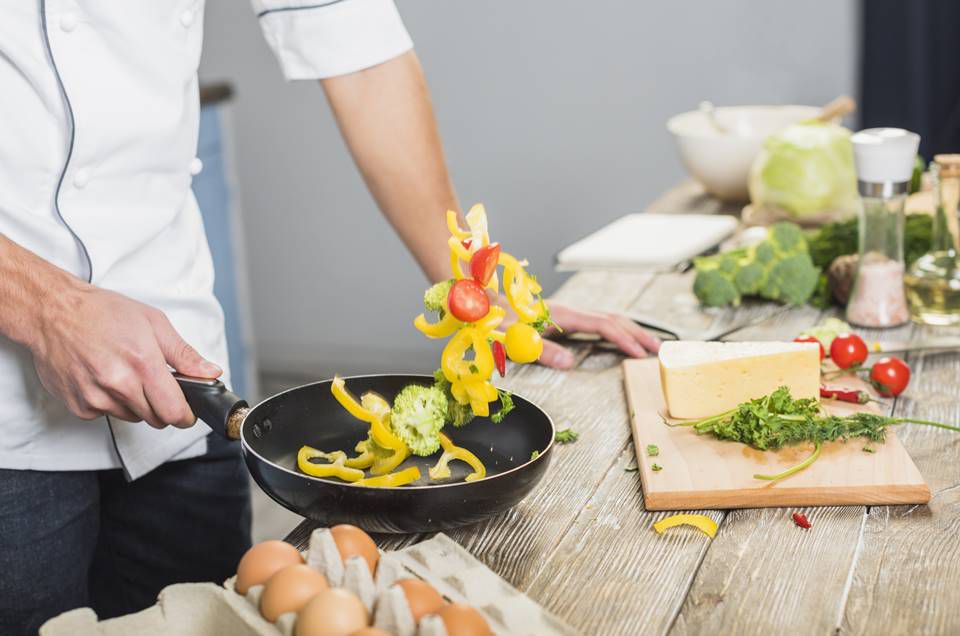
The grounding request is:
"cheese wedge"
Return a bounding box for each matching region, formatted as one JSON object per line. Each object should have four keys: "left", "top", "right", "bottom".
{"left": 658, "top": 341, "right": 820, "bottom": 419}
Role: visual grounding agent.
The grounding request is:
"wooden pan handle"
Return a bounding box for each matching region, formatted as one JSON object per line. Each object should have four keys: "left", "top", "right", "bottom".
{"left": 816, "top": 95, "right": 856, "bottom": 122}
{"left": 175, "top": 374, "right": 248, "bottom": 440}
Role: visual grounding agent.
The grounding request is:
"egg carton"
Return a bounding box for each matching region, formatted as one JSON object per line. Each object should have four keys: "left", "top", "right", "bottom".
{"left": 41, "top": 533, "right": 579, "bottom": 636}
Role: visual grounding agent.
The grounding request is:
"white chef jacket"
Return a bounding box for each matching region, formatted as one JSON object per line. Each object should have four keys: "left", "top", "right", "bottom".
{"left": 0, "top": 0, "right": 412, "bottom": 479}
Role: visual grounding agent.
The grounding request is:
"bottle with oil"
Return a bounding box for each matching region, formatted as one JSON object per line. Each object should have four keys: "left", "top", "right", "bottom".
{"left": 905, "top": 154, "right": 960, "bottom": 324}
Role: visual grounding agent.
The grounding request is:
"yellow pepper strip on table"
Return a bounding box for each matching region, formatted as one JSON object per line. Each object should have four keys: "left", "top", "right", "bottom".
{"left": 428, "top": 433, "right": 487, "bottom": 482}
{"left": 652, "top": 514, "right": 718, "bottom": 539}
{"left": 297, "top": 447, "right": 365, "bottom": 482}
{"left": 355, "top": 466, "right": 421, "bottom": 488}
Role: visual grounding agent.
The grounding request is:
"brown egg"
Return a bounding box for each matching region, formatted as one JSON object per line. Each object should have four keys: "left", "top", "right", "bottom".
{"left": 236, "top": 540, "right": 304, "bottom": 594}
{"left": 330, "top": 524, "right": 379, "bottom": 576}
{"left": 437, "top": 603, "right": 492, "bottom": 636}
{"left": 260, "top": 564, "right": 329, "bottom": 622}
{"left": 295, "top": 588, "right": 369, "bottom": 636}
{"left": 349, "top": 629, "right": 391, "bottom": 636}
{"left": 396, "top": 578, "right": 446, "bottom": 622}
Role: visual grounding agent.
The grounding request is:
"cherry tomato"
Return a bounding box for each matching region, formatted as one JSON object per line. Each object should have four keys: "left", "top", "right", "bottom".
{"left": 447, "top": 279, "right": 489, "bottom": 323}
{"left": 830, "top": 332, "right": 868, "bottom": 369}
{"left": 504, "top": 323, "right": 543, "bottom": 364}
{"left": 470, "top": 243, "right": 501, "bottom": 286}
{"left": 794, "top": 336, "right": 825, "bottom": 360}
{"left": 870, "top": 356, "right": 911, "bottom": 397}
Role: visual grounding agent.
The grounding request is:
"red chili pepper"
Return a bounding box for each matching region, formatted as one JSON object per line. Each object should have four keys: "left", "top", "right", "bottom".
{"left": 492, "top": 340, "right": 506, "bottom": 377}
{"left": 461, "top": 239, "right": 472, "bottom": 250}
{"left": 820, "top": 386, "right": 871, "bottom": 405}
{"left": 792, "top": 512, "right": 811, "bottom": 529}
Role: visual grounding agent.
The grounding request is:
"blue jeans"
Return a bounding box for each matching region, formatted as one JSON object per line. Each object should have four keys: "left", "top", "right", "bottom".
{"left": 0, "top": 434, "right": 252, "bottom": 635}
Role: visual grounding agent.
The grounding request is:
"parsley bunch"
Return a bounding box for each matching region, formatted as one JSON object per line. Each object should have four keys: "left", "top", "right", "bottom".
{"left": 674, "top": 387, "right": 960, "bottom": 481}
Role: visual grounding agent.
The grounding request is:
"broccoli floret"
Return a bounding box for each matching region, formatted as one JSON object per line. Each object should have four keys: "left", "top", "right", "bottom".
{"left": 432, "top": 369, "right": 476, "bottom": 428}
{"left": 692, "top": 221, "right": 820, "bottom": 307}
{"left": 423, "top": 279, "right": 454, "bottom": 315}
{"left": 765, "top": 253, "right": 819, "bottom": 305}
{"left": 390, "top": 384, "right": 448, "bottom": 456}
{"left": 734, "top": 261, "right": 766, "bottom": 295}
{"left": 693, "top": 269, "right": 741, "bottom": 307}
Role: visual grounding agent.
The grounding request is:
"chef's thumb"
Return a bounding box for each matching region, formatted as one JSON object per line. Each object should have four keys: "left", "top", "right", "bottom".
{"left": 153, "top": 313, "right": 222, "bottom": 379}
{"left": 539, "top": 340, "right": 576, "bottom": 370}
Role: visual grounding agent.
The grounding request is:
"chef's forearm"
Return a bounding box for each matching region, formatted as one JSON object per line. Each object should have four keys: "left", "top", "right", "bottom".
{"left": 321, "top": 50, "right": 458, "bottom": 283}
{"left": 0, "top": 234, "right": 80, "bottom": 349}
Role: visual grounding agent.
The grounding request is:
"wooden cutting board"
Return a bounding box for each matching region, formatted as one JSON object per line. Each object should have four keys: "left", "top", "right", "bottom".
{"left": 623, "top": 358, "right": 931, "bottom": 510}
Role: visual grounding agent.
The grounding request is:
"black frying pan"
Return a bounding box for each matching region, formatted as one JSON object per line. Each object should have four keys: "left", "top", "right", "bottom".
{"left": 176, "top": 374, "right": 554, "bottom": 533}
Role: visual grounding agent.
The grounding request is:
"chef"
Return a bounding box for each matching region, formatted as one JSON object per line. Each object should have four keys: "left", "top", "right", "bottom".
{"left": 0, "top": 1, "right": 660, "bottom": 632}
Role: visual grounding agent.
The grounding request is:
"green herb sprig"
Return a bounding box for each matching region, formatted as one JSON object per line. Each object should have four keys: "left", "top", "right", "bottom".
{"left": 671, "top": 386, "right": 960, "bottom": 481}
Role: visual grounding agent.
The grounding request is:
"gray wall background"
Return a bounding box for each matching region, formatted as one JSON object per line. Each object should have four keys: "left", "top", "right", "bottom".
{"left": 199, "top": 0, "right": 857, "bottom": 382}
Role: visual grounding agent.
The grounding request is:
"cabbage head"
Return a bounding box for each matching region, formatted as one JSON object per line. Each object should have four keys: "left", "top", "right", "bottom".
{"left": 748, "top": 122, "right": 858, "bottom": 219}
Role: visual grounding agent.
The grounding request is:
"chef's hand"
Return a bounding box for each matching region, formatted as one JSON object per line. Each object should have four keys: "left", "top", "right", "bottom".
{"left": 536, "top": 301, "right": 661, "bottom": 369}
{"left": 32, "top": 284, "right": 221, "bottom": 429}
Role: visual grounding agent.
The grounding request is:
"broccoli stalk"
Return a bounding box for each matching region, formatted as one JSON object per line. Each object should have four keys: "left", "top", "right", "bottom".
{"left": 390, "top": 384, "right": 448, "bottom": 456}
{"left": 692, "top": 222, "right": 819, "bottom": 307}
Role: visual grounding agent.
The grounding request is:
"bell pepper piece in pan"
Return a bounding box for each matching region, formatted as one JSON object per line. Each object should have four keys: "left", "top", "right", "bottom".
{"left": 297, "top": 447, "right": 365, "bottom": 482}
{"left": 355, "top": 466, "right": 421, "bottom": 488}
{"left": 428, "top": 433, "right": 486, "bottom": 482}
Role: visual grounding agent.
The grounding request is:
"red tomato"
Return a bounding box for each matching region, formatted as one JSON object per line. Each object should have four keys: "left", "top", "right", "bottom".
{"left": 870, "top": 356, "right": 911, "bottom": 397}
{"left": 470, "top": 243, "right": 501, "bottom": 286}
{"left": 830, "top": 333, "right": 868, "bottom": 369}
{"left": 794, "top": 336, "right": 825, "bottom": 360}
{"left": 447, "top": 279, "right": 490, "bottom": 322}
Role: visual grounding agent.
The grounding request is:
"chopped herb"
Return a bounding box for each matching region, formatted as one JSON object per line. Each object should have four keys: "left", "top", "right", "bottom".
{"left": 555, "top": 428, "right": 579, "bottom": 444}
{"left": 646, "top": 444, "right": 660, "bottom": 457}
{"left": 530, "top": 450, "right": 540, "bottom": 460}
{"left": 862, "top": 445, "right": 876, "bottom": 454}
{"left": 468, "top": 363, "right": 479, "bottom": 374}
{"left": 652, "top": 463, "right": 663, "bottom": 472}
{"left": 530, "top": 300, "right": 561, "bottom": 335}
{"left": 676, "top": 386, "right": 960, "bottom": 481}
{"left": 490, "top": 390, "right": 515, "bottom": 424}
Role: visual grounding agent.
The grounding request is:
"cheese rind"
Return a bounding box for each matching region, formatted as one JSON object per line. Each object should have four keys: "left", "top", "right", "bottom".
{"left": 659, "top": 341, "right": 820, "bottom": 419}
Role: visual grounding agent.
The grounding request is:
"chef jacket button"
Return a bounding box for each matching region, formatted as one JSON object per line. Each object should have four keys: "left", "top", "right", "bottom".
{"left": 60, "top": 13, "right": 79, "bottom": 32}
{"left": 180, "top": 10, "right": 195, "bottom": 27}
{"left": 73, "top": 169, "right": 89, "bottom": 189}
{"left": 189, "top": 157, "right": 203, "bottom": 175}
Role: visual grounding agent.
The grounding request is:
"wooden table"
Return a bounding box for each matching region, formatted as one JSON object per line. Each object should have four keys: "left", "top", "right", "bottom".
{"left": 286, "top": 182, "right": 960, "bottom": 635}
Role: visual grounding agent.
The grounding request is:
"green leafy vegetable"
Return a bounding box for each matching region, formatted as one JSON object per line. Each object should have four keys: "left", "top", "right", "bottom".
{"left": 674, "top": 386, "right": 960, "bottom": 481}
{"left": 555, "top": 429, "right": 579, "bottom": 444}
{"left": 490, "top": 390, "right": 515, "bottom": 424}
{"left": 693, "top": 222, "right": 819, "bottom": 307}
{"left": 646, "top": 444, "right": 659, "bottom": 457}
{"left": 748, "top": 122, "right": 859, "bottom": 219}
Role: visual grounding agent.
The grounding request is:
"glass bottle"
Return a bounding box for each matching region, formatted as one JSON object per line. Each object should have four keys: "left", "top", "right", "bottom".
{"left": 904, "top": 154, "right": 960, "bottom": 325}
{"left": 845, "top": 128, "right": 919, "bottom": 328}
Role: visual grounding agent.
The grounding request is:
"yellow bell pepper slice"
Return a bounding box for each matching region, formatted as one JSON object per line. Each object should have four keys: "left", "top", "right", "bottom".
{"left": 446, "top": 209, "right": 469, "bottom": 241}
{"left": 345, "top": 438, "right": 375, "bottom": 469}
{"left": 331, "top": 376, "right": 377, "bottom": 424}
{"left": 297, "top": 447, "right": 365, "bottom": 482}
{"left": 465, "top": 203, "right": 490, "bottom": 248}
{"left": 361, "top": 392, "right": 391, "bottom": 419}
{"left": 652, "top": 514, "right": 718, "bottom": 539}
{"left": 356, "top": 466, "right": 421, "bottom": 488}
{"left": 414, "top": 310, "right": 461, "bottom": 339}
{"left": 428, "top": 433, "right": 486, "bottom": 482}
{"left": 370, "top": 437, "right": 409, "bottom": 475}
{"left": 472, "top": 305, "right": 505, "bottom": 334}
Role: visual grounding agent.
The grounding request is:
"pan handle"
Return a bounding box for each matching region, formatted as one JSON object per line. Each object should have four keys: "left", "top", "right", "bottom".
{"left": 175, "top": 373, "right": 248, "bottom": 440}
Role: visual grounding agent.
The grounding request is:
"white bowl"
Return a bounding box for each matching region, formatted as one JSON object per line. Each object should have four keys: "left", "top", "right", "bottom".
{"left": 667, "top": 105, "right": 821, "bottom": 202}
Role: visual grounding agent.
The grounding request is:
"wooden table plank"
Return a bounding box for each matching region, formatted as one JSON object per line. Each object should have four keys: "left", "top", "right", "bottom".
{"left": 840, "top": 325, "right": 960, "bottom": 635}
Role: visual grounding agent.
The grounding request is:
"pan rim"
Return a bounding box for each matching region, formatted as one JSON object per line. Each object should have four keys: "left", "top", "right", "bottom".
{"left": 241, "top": 372, "right": 556, "bottom": 491}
